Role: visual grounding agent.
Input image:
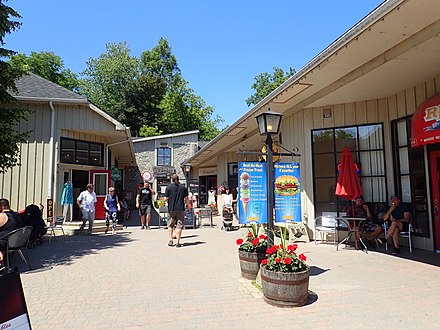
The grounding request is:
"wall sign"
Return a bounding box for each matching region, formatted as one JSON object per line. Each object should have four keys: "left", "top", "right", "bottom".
{"left": 274, "top": 163, "right": 302, "bottom": 223}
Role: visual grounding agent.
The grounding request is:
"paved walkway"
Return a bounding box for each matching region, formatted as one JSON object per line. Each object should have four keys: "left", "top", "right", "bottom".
{"left": 11, "top": 215, "right": 440, "bottom": 329}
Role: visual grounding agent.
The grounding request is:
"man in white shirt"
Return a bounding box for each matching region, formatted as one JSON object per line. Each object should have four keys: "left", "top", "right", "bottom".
{"left": 77, "top": 183, "right": 97, "bottom": 236}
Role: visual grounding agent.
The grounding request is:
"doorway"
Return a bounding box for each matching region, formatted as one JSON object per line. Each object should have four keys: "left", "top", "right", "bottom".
{"left": 199, "top": 175, "right": 217, "bottom": 206}
{"left": 429, "top": 150, "right": 440, "bottom": 252}
{"left": 72, "top": 170, "right": 89, "bottom": 221}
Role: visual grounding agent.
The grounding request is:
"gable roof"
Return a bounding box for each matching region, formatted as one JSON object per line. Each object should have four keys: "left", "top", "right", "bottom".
{"left": 132, "top": 130, "right": 199, "bottom": 143}
{"left": 11, "top": 72, "right": 88, "bottom": 103}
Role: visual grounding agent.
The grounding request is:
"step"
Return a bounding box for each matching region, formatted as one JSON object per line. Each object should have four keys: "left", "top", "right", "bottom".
{"left": 60, "top": 220, "right": 124, "bottom": 235}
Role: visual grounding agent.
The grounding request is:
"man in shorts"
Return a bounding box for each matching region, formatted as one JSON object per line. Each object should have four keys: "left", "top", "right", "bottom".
{"left": 164, "top": 174, "right": 190, "bottom": 247}
{"left": 77, "top": 183, "right": 97, "bottom": 236}
{"left": 136, "top": 181, "right": 155, "bottom": 230}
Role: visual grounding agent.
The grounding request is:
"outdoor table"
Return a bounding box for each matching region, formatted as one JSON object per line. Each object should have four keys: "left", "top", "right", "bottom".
{"left": 335, "top": 217, "right": 368, "bottom": 253}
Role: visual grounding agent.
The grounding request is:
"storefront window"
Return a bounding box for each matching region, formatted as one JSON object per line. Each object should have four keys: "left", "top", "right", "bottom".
{"left": 60, "top": 138, "right": 103, "bottom": 166}
{"left": 391, "top": 117, "right": 429, "bottom": 237}
{"left": 312, "top": 124, "right": 386, "bottom": 217}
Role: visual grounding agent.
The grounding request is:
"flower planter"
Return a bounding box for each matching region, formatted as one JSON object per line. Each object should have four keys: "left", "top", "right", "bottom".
{"left": 260, "top": 265, "right": 310, "bottom": 307}
{"left": 238, "top": 250, "right": 265, "bottom": 280}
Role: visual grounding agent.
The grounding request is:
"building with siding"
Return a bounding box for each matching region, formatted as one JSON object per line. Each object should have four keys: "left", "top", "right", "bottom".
{"left": 184, "top": 0, "right": 440, "bottom": 251}
{"left": 1, "top": 73, "right": 136, "bottom": 221}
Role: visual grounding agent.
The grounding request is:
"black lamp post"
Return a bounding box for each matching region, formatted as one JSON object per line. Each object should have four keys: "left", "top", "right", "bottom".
{"left": 255, "top": 110, "right": 283, "bottom": 246}
{"left": 183, "top": 163, "right": 192, "bottom": 179}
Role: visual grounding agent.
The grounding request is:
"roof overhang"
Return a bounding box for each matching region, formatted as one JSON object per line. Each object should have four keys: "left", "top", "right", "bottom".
{"left": 186, "top": 0, "right": 440, "bottom": 168}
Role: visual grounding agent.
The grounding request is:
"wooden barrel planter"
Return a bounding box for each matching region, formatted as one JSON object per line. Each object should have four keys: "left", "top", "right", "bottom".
{"left": 238, "top": 250, "right": 265, "bottom": 280}
{"left": 260, "top": 265, "right": 310, "bottom": 307}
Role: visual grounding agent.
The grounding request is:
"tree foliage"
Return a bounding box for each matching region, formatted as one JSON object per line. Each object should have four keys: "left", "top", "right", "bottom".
{"left": 9, "top": 51, "right": 79, "bottom": 90}
{"left": 80, "top": 38, "right": 222, "bottom": 140}
{"left": 246, "top": 67, "right": 296, "bottom": 107}
{"left": 0, "top": 0, "right": 30, "bottom": 173}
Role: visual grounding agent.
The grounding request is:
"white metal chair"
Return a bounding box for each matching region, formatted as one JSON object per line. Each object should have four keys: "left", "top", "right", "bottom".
{"left": 46, "top": 216, "right": 66, "bottom": 242}
{"left": 314, "top": 216, "right": 348, "bottom": 245}
{"left": 383, "top": 221, "right": 413, "bottom": 253}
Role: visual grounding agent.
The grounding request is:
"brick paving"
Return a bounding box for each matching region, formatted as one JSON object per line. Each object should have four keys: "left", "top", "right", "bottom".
{"left": 11, "top": 215, "right": 440, "bottom": 329}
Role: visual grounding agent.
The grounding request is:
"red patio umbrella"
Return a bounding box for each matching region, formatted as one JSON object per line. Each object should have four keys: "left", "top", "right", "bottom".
{"left": 335, "top": 147, "right": 363, "bottom": 201}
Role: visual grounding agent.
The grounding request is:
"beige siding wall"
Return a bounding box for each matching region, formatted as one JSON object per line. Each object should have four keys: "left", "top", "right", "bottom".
{"left": 0, "top": 102, "right": 116, "bottom": 214}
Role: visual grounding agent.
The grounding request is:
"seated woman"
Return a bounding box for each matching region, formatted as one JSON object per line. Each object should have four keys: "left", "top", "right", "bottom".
{"left": 383, "top": 195, "right": 410, "bottom": 254}
{"left": 346, "top": 196, "right": 382, "bottom": 249}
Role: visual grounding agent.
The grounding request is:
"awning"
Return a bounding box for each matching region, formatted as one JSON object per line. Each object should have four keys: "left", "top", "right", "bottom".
{"left": 411, "top": 94, "right": 440, "bottom": 148}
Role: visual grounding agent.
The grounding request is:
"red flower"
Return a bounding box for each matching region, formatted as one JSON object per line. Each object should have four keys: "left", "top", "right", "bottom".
{"left": 299, "top": 254, "right": 307, "bottom": 261}
{"left": 267, "top": 246, "right": 277, "bottom": 254}
{"left": 247, "top": 232, "right": 253, "bottom": 238}
{"left": 287, "top": 244, "right": 298, "bottom": 252}
{"left": 236, "top": 238, "right": 243, "bottom": 245}
{"left": 275, "top": 257, "right": 281, "bottom": 263}
{"left": 259, "top": 234, "right": 267, "bottom": 240}
{"left": 252, "top": 238, "right": 259, "bottom": 246}
{"left": 284, "top": 257, "right": 292, "bottom": 265}
{"left": 279, "top": 244, "right": 283, "bottom": 249}
{"left": 261, "top": 259, "right": 267, "bottom": 265}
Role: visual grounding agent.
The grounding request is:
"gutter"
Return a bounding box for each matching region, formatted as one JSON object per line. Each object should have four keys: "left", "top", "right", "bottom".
{"left": 14, "top": 96, "right": 89, "bottom": 104}
{"left": 48, "top": 101, "right": 56, "bottom": 200}
{"left": 186, "top": 0, "right": 406, "bottom": 163}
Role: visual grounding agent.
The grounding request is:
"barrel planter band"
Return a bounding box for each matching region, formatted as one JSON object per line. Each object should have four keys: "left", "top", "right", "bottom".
{"left": 238, "top": 250, "right": 265, "bottom": 280}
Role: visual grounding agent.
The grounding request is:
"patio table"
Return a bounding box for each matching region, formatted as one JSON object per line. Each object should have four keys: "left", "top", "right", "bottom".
{"left": 335, "top": 217, "right": 368, "bottom": 253}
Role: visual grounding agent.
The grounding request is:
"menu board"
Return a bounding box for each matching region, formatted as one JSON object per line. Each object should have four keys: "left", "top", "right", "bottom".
{"left": 238, "top": 162, "right": 267, "bottom": 224}
{"left": 0, "top": 270, "right": 31, "bottom": 330}
{"left": 184, "top": 208, "right": 195, "bottom": 228}
{"left": 274, "top": 163, "right": 301, "bottom": 222}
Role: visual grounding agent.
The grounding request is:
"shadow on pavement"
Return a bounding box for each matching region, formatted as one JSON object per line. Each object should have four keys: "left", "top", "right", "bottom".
{"left": 17, "top": 232, "right": 134, "bottom": 274}
{"left": 309, "top": 266, "right": 329, "bottom": 276}
{"left": 373, "top": 247, "right": 440, "bottom": 267}
{"left": 180, "top": 241, "right": 206, "bottom": 247}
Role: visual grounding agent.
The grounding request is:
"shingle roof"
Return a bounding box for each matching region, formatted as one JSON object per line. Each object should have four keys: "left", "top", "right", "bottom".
{"left": 11, "top": 72, "right": 87, "bottom": 101}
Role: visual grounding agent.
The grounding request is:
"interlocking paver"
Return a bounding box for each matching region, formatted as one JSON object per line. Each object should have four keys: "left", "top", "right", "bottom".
{"left": 7, "top": 214, "right": 440, "bottom": 329}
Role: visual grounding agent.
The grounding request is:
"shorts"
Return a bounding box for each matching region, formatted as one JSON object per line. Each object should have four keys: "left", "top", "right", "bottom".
{"left": 139, "top": 205, "right": 151, "bottom": 216}
{"left": 167, "top": 210, "right": 185, "bottom": 229}
{"left": 363, "top": 220, "right": 379, "bottom": 232}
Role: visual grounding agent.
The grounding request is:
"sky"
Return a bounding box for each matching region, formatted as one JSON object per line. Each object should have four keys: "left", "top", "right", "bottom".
{"left": 5, "top": 0, "right": 384, "bottom": 127}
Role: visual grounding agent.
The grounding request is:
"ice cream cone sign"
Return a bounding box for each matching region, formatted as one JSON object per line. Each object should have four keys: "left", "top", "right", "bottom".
{"left": 240, "top": 172, "right": 250, "bottom": 215}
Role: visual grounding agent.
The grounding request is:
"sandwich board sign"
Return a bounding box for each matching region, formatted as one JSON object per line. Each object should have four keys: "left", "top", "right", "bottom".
{"left": 0, "top": 269, "right": 32, "bottom": 329}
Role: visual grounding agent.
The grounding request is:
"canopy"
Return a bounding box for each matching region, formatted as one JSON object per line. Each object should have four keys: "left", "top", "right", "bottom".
{"left": 411, "top": 94, "right": 440, "bottom": 148}
{"left": 335, "top": 147, "right": 363, "bottom": 201}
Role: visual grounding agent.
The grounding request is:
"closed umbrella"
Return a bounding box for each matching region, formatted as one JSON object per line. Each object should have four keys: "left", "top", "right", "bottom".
{"left": 335, "top": 147, "right": 363, "bottom": 201}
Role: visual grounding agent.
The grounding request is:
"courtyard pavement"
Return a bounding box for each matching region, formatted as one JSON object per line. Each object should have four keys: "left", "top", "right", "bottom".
{"left": 9, "top": 214, "right": 440, "bottom": 329}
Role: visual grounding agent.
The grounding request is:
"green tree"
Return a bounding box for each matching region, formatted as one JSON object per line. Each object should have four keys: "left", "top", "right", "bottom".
{"left": 246, "top": 67, "right": 296, "bottom": 107}
{"left": 0, "top": 0, "right": 30, "bottom": 173}
{"left": 9, "top": 51, "right": 79, "bottom": 90}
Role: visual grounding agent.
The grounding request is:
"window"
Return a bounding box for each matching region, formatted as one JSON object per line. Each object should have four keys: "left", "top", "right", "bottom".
{"left": 157, "top": 147, "right": 171, "bottom": 166}
{"left": 391, "top": 117, "right": 429, "bottom": 237}
{"left": 312, "top": 124, "right": 386, "bottom": 217}
{"left": 60, "top": 137, "right": 103, "bottom": 166}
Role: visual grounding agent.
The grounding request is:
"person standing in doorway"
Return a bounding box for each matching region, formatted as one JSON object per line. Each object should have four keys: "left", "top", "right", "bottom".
{"left": 164, "top": 174, "right": 190, "bottom": 247}
{"left": 136, "top": 181, "right": 155, "bottom": 230}
{"left": 77, "top": 183, "right": 97, "bottom": 236}
{"left": 104, "top": 187, "right": 121, "bottom": 235}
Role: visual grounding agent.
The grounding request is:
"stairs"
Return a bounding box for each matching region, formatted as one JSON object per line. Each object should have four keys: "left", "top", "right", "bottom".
{"left": 61, "top": 220, "right": 124, "bottom": 235}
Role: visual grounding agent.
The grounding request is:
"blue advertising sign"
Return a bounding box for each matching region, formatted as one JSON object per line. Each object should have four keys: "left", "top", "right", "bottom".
{"left": 274, "top": 163, "right": 301, "bottom": 222}
{"left": 238, "top": 162, "right": 267, "bottom": 224}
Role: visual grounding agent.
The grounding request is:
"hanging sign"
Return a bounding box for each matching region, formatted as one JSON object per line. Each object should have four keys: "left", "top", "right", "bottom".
{"left": 238, "top": 162, "right": 267, "bottom": 224}
{"left": 274, "top": 163, "right": 302, "bottom": 222}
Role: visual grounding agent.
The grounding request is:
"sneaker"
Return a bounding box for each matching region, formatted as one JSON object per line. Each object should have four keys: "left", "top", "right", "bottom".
{"left": 87, "top": 232, "right": 92, "bottom": 236}
{"left": 79, "top": 225, "right": 84, "bottom": 231}
{"left": 168, "top": 240, "right": 174, "bottom": 247}
{"left": 146, "top": 226, "right": 151, "bottom": 230}
{"left": 176, "top": 243, "right": 182, "bottom": 248}
{"left": 393, "top": 247, "right": 400, "bottom": 254}
{"left": 376, "top": 237, "right": 386, "bottom": 245}
{"left": 141, "top": 226, "right": 145, "bottom": 230}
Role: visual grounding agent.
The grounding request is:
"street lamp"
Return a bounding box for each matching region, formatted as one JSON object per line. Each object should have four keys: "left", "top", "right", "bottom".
{"left": 255, "top": 110, "right": 283, "bottom": 246}
{"left": 183, "top": 163, "right": 192, "bottom": 177}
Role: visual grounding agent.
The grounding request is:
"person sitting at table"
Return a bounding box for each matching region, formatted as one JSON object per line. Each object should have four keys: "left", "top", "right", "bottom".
{"left": 346, "top": 196, "right": 382, "bottom": 249}
{"left": 383, "top": 194, "right": 410, "bottom": 255}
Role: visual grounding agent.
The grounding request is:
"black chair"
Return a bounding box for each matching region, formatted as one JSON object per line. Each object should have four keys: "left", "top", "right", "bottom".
{"left": 0, "top": 226, "right": 33, "bottom": 272}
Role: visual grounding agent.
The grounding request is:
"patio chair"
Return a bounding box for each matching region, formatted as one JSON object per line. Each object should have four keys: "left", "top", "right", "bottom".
{"left": 0, "top": 226, "right": 33, "bottom": 272}
{"left": 46, "top": 216, "right": 66, "bottom": 242}
{"left": 383, "top": 221, "right": 413, "bottom": 253}
{"left": 314, "top": 216, "right": 348, "bottom": 245}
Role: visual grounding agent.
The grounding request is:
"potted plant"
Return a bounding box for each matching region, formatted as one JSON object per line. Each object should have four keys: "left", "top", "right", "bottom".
{"left": 260, "top": 230, "right": 309, "bottom": 307}
{"left": 236, "top": 224, "right": 267, "bottom": 280}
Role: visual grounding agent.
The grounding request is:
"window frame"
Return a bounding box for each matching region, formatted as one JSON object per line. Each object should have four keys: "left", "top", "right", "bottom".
{"left": 157, "top": 146, "right": 172, "bottom": 166}
{"left": 60, "top": 137, "right": 104, "bottom": 166}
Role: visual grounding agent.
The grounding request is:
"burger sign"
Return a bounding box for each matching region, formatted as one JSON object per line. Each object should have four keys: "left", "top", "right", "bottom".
{"left": 274, "top": 175, "right": 300, "bottom": 196}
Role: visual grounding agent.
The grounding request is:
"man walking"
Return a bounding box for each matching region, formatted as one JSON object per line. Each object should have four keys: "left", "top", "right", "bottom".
{"left": 136, "top": 181, "right": 155, "bottom": 230}
{"left": 77, "top": 183, "right": 97, "bottom": 236}
{"left": 164, "top": 174, "right": 190, "bottom": 247}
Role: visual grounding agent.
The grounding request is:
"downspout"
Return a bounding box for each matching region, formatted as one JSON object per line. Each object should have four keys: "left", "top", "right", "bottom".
{"left": 48, "top": 101, "right": 56, "bottom": 200}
